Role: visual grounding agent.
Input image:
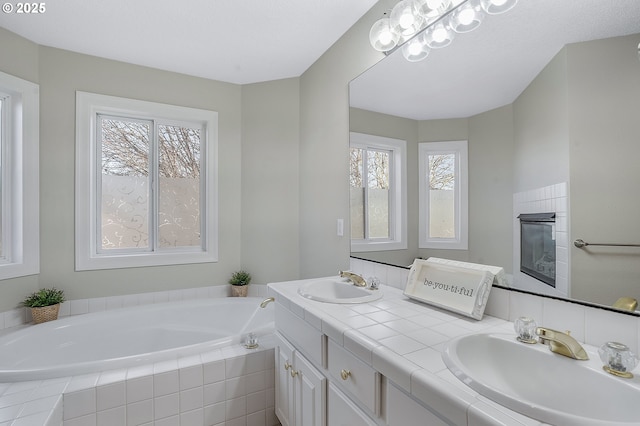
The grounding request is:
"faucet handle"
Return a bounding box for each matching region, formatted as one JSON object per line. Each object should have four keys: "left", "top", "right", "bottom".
{"left": 514, "top": 317, "right": 537, "bottom": 344}
{"left": 368, "top": 277, "right": 380, "bottom": 290}
{"left": 598, "top": 342, "right": 638, "bottom": 378}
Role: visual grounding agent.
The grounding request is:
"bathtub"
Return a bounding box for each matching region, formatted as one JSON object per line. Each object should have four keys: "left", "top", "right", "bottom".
{"left": 0, "top": 297, "right": 274, "bottom": 382}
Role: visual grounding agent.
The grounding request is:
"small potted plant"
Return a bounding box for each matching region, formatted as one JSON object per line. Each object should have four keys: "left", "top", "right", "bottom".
{"left": 229, "top": 270, "right": 251, "bottom": 297}
{"left": 22, "top": 287, "right": 65, "bottom": 324}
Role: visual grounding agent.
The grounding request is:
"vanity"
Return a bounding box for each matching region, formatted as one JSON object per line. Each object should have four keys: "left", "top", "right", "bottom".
{"left": 268, "top": 276, "right": 640, "bottom": 426}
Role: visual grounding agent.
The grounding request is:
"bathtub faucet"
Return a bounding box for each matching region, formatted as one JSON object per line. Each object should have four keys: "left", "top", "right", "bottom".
{"left": 260, "top": 297, "right": 275, "bottom": 308}
{"left": 339, "top": 271, "right": 367, "bottom": 287}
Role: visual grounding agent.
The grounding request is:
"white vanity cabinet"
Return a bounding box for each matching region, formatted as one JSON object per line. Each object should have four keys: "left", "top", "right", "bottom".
{"left": 275, "top": 332, "right": 326, "bottom": 426}
{"left": 328, "top": 382, "right": 377, "bottom": 426}
{"left": 275, "top": 334, "right": 295, "bottom": 426}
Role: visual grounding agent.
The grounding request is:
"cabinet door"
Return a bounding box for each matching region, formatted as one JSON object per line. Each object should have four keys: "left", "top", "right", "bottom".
{"left": 275, "top": 334, "right": 295, "bottom": 426}
{"left": 327, "top": 383, "right": 376, "bottom": 426}
{"left": 293, "top": 351, "right": 326, "bottom": 426}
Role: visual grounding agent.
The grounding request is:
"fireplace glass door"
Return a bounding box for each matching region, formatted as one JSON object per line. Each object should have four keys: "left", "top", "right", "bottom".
{"left": 518, "top": 213, "right": 556, "bottom": 287}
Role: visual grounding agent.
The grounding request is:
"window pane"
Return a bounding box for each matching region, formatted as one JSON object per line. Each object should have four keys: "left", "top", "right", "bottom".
{"left": 158, "top": 124, "right": 201, "bottom": 248}
{"left": 349, "top": 148, "right": 364, "bottom": 239}
{"left": 367, "top": 150, "right": 389, "bottom": 239}
{"left": 428, "top": 153, "right": 455, "bottom": 238}
{"left": 99, "top": 117, "right": 150, "bottom": 250}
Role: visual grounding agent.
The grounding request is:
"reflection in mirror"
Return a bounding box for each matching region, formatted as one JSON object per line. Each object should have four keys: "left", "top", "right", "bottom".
{"left": 349, "top": 0, "right": 640, "bottom": 313}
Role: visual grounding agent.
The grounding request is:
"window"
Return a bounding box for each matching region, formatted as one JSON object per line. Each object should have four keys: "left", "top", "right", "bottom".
{"left": 76, "top": 92, "right": 218, "bottom": 270}
{"left": 0, "top": 71, "right": 39, "bottom": 279}
{"left": 419, "top": 140, "right": 468, "bottom": 250}
{"left": 350, "top": 132, "right": 406, "bottom": 252}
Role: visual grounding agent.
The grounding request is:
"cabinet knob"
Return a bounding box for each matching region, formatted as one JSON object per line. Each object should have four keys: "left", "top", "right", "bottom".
{"left": 284, "top": 361, "right": 291, "bottom": 371}
{"left": 340, "top": 369, "right": 351, "bottom": 380}
{"left": 290, "top": 369, "right": 299, "bottom": 378}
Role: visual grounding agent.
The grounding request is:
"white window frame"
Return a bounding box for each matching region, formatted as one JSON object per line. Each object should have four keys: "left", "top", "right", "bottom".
{"left": 0, "top": 72, "right": 40, "bottom": 279}
{"left": 0, "top": 71, "right": 39, "bottom": 280}
{"left": 350, "top": 132, "right": 407, "bottom": 252}
{"left": 75, "top": 91, "right": 218, "bottom": 270}
{"left": 419, "top": 140, "right": 468, "bottom": 250}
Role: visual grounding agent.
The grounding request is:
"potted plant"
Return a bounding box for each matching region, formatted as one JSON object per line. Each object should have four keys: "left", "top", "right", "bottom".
{"left": 229, "top": 270, "right": 251, "bottom": 297}
{"left": 22, "top": 287, "right": 65, "bottom": 324}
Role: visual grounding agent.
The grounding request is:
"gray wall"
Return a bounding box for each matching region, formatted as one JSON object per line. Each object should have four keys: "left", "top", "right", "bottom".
{"left": 241, "top": 79, "right": 301, "bottom": 283}
{"left": 568, "top": 34, "right": 640, "bottom": 304}
{"left": 297, "top": 1, "right": 392, "bottom": 278}
{"left": 0, "top": 28, "right": 303, "bottom": 310}
{"left": 513, "top": 47, "right": 570, "bottom": 192}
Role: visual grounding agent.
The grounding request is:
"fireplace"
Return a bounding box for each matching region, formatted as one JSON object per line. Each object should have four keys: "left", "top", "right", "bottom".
{"left": 518, "top": 213, "right": 556, "bottom": 287}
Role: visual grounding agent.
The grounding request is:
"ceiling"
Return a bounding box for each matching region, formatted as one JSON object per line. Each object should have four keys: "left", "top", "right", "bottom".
{"left": 0, "top": 0, "right": 378, "bottom": 84}
{"left": 350, "top": 0, "right": 640, "bottom": 120}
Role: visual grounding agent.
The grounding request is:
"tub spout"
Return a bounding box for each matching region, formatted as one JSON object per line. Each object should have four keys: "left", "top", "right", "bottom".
{"left": 260, "top": 297, "right": 275, "bottom": 308}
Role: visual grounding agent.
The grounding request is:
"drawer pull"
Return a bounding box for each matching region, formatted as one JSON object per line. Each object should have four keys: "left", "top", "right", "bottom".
{"left": 284, "top": 361, "right": 291, "bottom": 371}
{"left": 340, "top": 369, "right": 351, "bottom": 380}
{"left": 290, "top": 369, "right": 299, "bottom": 378}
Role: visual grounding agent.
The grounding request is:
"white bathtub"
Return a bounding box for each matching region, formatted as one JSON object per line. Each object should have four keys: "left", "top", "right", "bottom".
{"left": 0, "top": 297, "right": 274, "bottom": 382}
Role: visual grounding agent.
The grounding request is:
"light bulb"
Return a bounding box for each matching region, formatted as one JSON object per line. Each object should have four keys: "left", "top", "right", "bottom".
{"left": 399, "top": 12, "right": 416, "bottom": 30}
{"left": 402, "top": 36, "right": 430, "bottom": 62}
{"left": 369, "top": 17, "right": 400, "bottom": 52}
{"left": 407, "top": 41, "right": 423, "bottom": 55}
{"left": 432, "top": 28, "right": 447, "bottom": 43}
{"left": 424, "top": 22, "right": 454, "bottom": 48}
{"left": 416, "top": 0, "right": 452, "bottom": 21}
{"left": 379, "top": 30, "right": 393, "bottom": 45}
{"left": 458, "top": 8, "right": 476, "bottom": 25}
{"left": 391, "top": 0, "right": 426, "bottom": 36}
{"left": 449, "top": 1, "right": 484, "bottom": 33}
{"left": 480, "top": 0, "right": 518, "bottom": 14}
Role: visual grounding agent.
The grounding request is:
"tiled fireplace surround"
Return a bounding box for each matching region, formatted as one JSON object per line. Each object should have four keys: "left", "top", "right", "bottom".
{"left": 1, "top": 252, "right": 639, "bottom": 425}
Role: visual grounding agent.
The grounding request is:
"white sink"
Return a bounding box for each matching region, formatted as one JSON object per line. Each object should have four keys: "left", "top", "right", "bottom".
{"left": 298, "top": 279, "right": 382, "bottom": 304}
{"left": 443, "top": 333, "right": 640, "bottom": 426}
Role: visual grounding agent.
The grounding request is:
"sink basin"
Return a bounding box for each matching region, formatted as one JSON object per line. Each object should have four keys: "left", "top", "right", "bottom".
{"left": 443, "top": 333, "right": 640, "bottom": 426}
{"left": 298, "top": 279, "right": 382, "bottom": 304}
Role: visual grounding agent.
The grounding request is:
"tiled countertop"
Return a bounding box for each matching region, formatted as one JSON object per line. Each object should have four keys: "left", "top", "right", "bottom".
{"left": 268, "top": 277, "right": 571, "bottom": 426}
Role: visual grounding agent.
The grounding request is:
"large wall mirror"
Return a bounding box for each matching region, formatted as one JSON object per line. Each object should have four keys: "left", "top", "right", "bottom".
{"left": 349, "top": 0, "right": 640, "bottom": 314}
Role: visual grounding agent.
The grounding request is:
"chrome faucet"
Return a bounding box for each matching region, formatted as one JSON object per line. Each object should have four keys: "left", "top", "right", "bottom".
{"left": 536, "top": 327, "right": 589, "bottom": 360}
{"left": 339, "top": 271, "right": 367, "bottom": 287}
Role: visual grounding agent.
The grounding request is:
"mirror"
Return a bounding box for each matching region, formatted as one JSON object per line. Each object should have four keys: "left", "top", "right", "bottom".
{"left": 349, "top": 0, "right": 640, "bottom": 312}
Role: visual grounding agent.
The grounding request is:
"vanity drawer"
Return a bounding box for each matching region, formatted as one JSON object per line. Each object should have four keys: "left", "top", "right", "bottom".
{"left": 275, "top": 303, "right": 324, "bottom": 366}
{"left": 327, "top": 338, "right": 380, "bottom": 415}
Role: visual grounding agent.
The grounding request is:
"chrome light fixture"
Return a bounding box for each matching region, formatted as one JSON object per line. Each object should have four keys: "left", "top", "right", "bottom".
{"left": 369, "top": 0, "right": 518, "bottom": 61}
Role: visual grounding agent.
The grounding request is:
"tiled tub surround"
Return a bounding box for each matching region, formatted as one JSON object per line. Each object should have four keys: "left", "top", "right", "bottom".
{"left": 270, "top": 274, "right": 640, "bottom": 425}
{"left": 0, "top": 285, "right": 278, "bottom": 426}
{"left": 0, "top": 341, "right": 277, "bottom": 426}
